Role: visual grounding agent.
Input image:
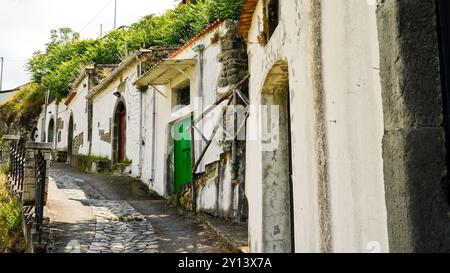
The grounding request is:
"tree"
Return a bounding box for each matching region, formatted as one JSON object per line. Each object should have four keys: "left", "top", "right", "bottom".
{"left": 47, "top": 28, "right": 80, "bottom": 50}
{"left": 26, "top": 0, "right": 245, "bottom": 100}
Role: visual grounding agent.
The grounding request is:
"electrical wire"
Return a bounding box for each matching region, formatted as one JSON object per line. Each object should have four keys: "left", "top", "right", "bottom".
{"left": 79, "top": 0, "right": 114, "bottom": 33}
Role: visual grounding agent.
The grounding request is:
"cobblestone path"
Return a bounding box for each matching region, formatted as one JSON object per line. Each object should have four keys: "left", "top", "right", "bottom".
{"left": 46, "top": 163, "right": 229, "bottom": 253}
{"left": 48, "top": 169, "right": 158, "bottom": 253}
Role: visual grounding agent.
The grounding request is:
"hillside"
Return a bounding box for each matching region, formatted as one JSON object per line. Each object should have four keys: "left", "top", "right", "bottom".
{"left": 0, "top": 0, "right": 244, "bottom": 139}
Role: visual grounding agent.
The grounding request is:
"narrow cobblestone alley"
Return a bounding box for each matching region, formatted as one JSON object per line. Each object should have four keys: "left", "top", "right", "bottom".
{"left": 46, "top": 163, "right": 230, "bottom": 253}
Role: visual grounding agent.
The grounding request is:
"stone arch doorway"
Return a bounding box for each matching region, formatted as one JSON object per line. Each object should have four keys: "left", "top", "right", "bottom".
{"left": 113, "top": 100, "right": 127, "bottom": 164}
{"left": 68, "top": 115, "right": 74, "bottom": 156}
{"left": 48, "top": 118, "right": 55, "bottom": 144}
{"left": 260, "top": 60, "right": 295, "bottom": 253}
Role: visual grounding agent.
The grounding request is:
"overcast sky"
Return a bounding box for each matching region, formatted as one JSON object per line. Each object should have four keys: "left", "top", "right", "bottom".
{"left": 0, "top": 0, "right": 179, "bottom": 91}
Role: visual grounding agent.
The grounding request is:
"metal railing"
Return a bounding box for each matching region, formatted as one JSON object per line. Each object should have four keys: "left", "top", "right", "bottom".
{"left": 3, "top": 136, "right": 50, "bottom": 246}
{"left": 35, "top": 150, "right": 46, "bottom": 243}
{"left": 8, "top": 138, "right": 25, "bottom": 198}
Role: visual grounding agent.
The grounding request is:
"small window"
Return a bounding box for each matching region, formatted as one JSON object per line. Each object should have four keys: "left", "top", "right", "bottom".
{"left": 267, "top": 0, "right": 280, "bottom": 41}
{"left": 178, "top": 85, "right": 190, "bottom": 106}
{"left": 172, "top": 81, "right": 191, "bottom": 110}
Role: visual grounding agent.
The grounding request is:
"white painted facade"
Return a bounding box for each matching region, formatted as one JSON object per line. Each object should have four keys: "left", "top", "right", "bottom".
{"left": 35, "top": 72, "right": 92, "bottom": 156}
{"left": 66, "top": 77, "right": 90, "bottom": 155}
{"left": 137, "top": 21, "right": 243, "bottom": 212}
{"left": 31, "top": 0, "right": 394, "bottom": 253}
{"left": 35, "top": 98, "right": 69, "bottom": 152}
{"left": 243, "top": 0, "right": 389, "bottom": 253}
{"left": 90, "top": 59, "right": 143, "bottom": 177}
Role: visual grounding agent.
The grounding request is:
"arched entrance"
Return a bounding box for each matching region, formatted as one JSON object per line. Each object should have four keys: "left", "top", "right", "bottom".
{"left": 68, "top": 115, "right": 74, "bottom": 156}
{"left": 48, "top": 118, "right": 55, "bottom": 144}
{"left": 113, "top": 100, "right": 126, "bottom": 163}
{"left": 260, "top": 60, "right": 295, "bottom": 253}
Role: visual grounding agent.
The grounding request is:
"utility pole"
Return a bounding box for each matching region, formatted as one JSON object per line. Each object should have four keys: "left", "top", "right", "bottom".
{"left": 114, "top": 0, "right": 117, "bottom": 29}
{"left": 100, "top": 24, "right": 103, "bottom": 38}
{"left": 42, "top": 89, "right": 50, "bottom": 142}
{"left": 0, "top": 57, "right": 4, "bottom": 92}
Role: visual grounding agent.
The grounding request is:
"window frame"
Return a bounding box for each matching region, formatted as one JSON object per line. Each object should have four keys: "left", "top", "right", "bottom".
{"left": 266, "top": 0, "right": 280, "bottom": 42}
{"left": 172, "top": 80, "right": 191, "bottom": 111}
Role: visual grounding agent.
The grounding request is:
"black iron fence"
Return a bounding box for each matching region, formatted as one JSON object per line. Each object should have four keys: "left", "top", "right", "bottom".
{"left": 34, "top": 150, "right": 46, "bottom": 243}
{"left": 8, "top": 138, "right": 26, "bottom": 198}
{"left": 2, "top": 136, "right": 52, "bottom": 249}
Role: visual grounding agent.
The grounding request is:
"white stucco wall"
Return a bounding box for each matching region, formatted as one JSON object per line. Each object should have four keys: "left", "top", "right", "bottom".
{"left": 321, "top": 0, "right": 388, "bottom": 253}
{"left": 174, "top": 24, "right": 228, "bottom": 171}
{"left": 245, "top": 0, "right": 388, "bottom": 253}
{"left": 141, "top": 22, "right": 233, "bottom": 198}
{"left": 141, "top": 67, "right": 196, "bottom": 196}
{"left": 35, "top": 99, "right": 67, "bottom": 150}
{"left": 55, "top": 102, "right": 69, "bottom": 151}
{"left": 91, "top": 88, "right": 115, "bottom": 158}
{"left": 66, "top": 77, "right": 90, "bottom": 155}
{"left": 91, "top": 63, "right": 142, "bottom": 178}
{"left": 36, "top": 101, "right": 57, "bottom": 144}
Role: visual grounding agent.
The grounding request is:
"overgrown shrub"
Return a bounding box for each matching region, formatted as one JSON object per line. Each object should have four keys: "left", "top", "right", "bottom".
{"left": 0, "top": 83, "right": 45, "bottom": 130}
{"left": 0, "top": 172, "right": 24, "bottom": 252}
{"left": 26, "top": 0, "right": 245, "bottom": 100}
{"left": 1, "top": 0, "right": 245, "bottom": 136}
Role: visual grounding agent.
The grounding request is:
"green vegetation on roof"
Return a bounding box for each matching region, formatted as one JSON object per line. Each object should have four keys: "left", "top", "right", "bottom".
{"left": 0, "top": 0, "right": 244, "bottom": 135}
{"left": 27, "top": 0, "right": 244, "bottom": 101}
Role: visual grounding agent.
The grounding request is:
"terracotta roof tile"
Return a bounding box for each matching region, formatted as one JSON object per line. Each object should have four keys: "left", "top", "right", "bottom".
{"left": 169, "top": 19, "right": 225, "bottom": 59}
{"left": 64, "top": 91, "right": 77, "bottom": 106}
{"left": 238, "top": 0, "right": 258, "bottom": 38}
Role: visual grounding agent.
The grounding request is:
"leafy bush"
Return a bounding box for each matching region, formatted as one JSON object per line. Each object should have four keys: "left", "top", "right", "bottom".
{"left": 0, "top": 83, "right": 45, "bottom": 129}
{"left": 0, "top": 172, "right": 24, "bottom": 252}
{"left": 26, "top": 0, "right": 244, "bottom": 100}
{"left": 0, "top": 0, "right": 244, "bottom": 136}
{"left": 205, "top": 0, "right": 244, "bottom": 22}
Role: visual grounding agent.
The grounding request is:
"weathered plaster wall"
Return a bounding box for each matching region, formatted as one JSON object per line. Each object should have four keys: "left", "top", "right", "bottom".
{"left": 141, "top": 21, "right": 249, "bottom": 220}
{"left": 245, "top": 0, "right": 389, "bottom": 253}
{"left": 56, "top": 100, "right": 70, "bottom": 153}
{"left": 36, "top": 101, "right": 56, "bottom": 143}
{"left": 67, "top": 77, "right": 90, "bottom": 155}
{"left": 35, "top": 100, "right": 68, "bottom": 152}
{"left": 174, "top": 22, "right": 248, "bottom": 220}
{"left": 246, "top": 0, "right": 321, "bottom": 253}
{"left": 91, "top": 63, "right": 142, "bottom": 179}
{"left": 91, "top": 89, "right": 115, "bottom": 158}
{"left": 321, "top": 0, "right": 389, "bottom": 253}
{"left": 377, "top": 0, "right": 450, "bottom": 252}
{"left": 140, "top": 85, "right": 170, "bottom": 196}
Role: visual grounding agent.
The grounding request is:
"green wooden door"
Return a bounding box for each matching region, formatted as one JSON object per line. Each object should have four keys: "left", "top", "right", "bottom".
{"left": 174, "top": 118, "right": 193, "bottom": 193}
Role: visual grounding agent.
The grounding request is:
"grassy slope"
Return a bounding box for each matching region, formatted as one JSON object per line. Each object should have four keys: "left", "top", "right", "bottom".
{"left": 0, "top": 171, "right": 25, "bottom": 253}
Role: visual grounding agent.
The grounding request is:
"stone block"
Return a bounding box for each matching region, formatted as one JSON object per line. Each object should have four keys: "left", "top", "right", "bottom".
{"left": 377, "top": 0, "right": 443, "bottom": 130}
{"left": 383, "top": 127, "right": 449, "bottom": 252}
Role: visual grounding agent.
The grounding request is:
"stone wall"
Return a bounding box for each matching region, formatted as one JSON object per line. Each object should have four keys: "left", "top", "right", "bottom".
{"left": 377, "top": 0, "right": 450, "bottom": 252}
{"left": 218, "top": 20, "right": 249, "bottom": 88}
{"left": 141, "top": 46, "right": 180, "bottom": 74}
{"left": 57, "top": 118, "right": 64, "bottom": 131}
{"left": 1, "top": 136, "right": 52, "bottom": 206}
{"left": 68, "top": 154, "right": 112, "bottom": 174}
{"left": 73, "top": 132, "right": 84, "bottom": 155}
{"left": 99, "top": 129, "right": 111, "bottom": 144}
